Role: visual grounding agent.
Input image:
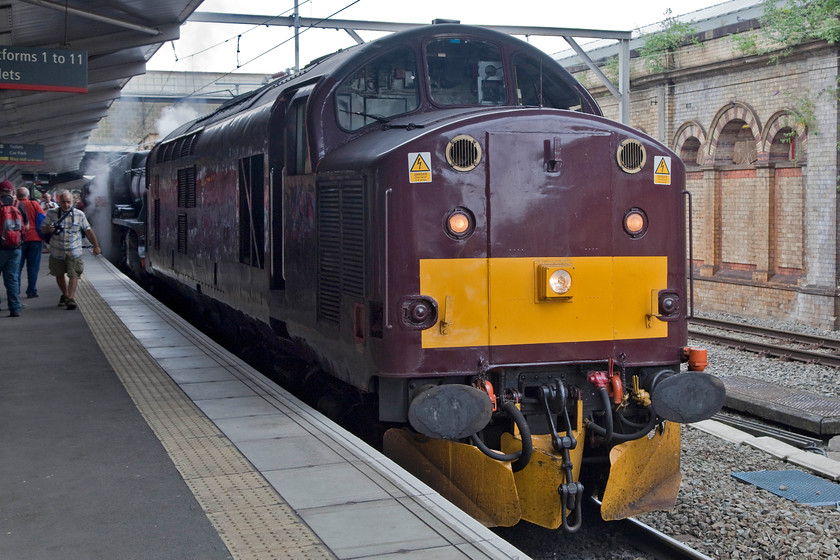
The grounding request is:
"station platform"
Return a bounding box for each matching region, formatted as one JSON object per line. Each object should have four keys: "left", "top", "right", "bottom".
{"left": 723, "top": 375, "right": 840, "bottom": 436}
{"left": 1, "top": 254, "right": 528, "bottom": 560}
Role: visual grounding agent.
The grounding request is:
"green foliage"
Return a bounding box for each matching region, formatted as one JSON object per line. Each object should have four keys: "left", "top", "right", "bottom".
{"left": 731, "top": 30, "right": 762, "bottom": 55}
{"left": 602, "top": 56, "right": 619, "bottom": 84}
{"left": 737, "top": 0, "right": 840, "bottom": 61}
{"left": 784, "top": 90, "right": 817, "bottom": 140}
{"left": 762, "top": 0, "right": 840, "bottom": 50}
{"left": 638, "top": 9, "right": 699, "bottom": 73}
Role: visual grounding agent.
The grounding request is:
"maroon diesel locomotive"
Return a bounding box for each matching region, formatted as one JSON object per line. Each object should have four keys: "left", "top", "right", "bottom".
{"left": 137, "top": 23, "right": 725, "bottom": 531}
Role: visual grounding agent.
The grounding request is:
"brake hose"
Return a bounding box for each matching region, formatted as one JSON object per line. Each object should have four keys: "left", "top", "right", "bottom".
{"left": 587, "top": 399, "right": 659, "bottom": 443}
{"left": 470, "top": 400, "right": 534, "bottom": 472}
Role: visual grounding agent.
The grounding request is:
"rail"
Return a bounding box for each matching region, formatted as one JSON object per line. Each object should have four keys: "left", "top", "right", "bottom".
{"left": 687, "top": 317, "right": 840, "bottom": 368}
{"left": 591, "top": 498, "right": 714, "bottom": 560}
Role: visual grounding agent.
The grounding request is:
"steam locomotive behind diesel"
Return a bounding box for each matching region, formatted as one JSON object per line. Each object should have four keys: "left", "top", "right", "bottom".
{"left": 120, "top": 22, "right": 725, "bottom": 531}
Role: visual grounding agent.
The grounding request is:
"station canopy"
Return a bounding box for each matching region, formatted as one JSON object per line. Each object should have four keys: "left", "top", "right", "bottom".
{"left": 1, "top": 2, "right": 634, "bottom": 180}
{"left": 0, "top": 0, "right": 203, "bottom": 177}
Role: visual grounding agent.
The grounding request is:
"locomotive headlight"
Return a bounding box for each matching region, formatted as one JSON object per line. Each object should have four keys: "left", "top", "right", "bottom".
{"left": 536, "top": 264, "right": 574, "bottom": 302}
{"left": 623, "top": 208, "right": 648, "bottom": 238}
{"left": 445, "top": 207, "right": 475, "bottom": 239}
{"left": 549, "top": 269, "right": 572, "bottom": 295}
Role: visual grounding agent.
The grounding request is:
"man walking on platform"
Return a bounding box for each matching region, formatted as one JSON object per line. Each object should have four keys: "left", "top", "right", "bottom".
{"left": 16, "top": 186, "right": 45, "bottom": 298}
{"left": 41, "top": 190, "right": 101, "bottom": 311}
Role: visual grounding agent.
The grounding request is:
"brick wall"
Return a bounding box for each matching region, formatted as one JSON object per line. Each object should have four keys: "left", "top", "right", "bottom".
{"left": 572, "top": 29, "right": 840, "bottom": 329}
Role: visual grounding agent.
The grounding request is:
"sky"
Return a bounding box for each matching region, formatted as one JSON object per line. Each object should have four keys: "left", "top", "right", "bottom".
{"left": 147, "top": 0, "right": 735, "bottom": 76}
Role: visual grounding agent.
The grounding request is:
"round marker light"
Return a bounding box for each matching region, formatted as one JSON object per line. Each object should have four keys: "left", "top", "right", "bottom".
{"left": 549, "top": 269, "right": 572, "bottom": 295}
{"left": 448, "top": 212, "right": 470, "bottom": 234}
{"left": 445, "top": 207, "right": 475, "bottom": 239}
{"left": 623, "top": 209, "right": 648, "bottom": 238}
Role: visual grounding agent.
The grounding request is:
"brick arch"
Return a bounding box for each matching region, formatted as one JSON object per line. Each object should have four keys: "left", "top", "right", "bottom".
{"left": 706, "top": 102, "right": 761, "bottom": 165}
{"left": 673, "top": 121, "right": 707, "bottom": 166}
{"left": 760, "top": 110, "right": 807, "bottom": 162}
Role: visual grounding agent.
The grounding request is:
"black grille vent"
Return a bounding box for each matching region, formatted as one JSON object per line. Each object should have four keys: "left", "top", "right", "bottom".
{"left": 317, "top": 182, "right": 365, "bottom": 324}
{"left": 177, "top": 167, "right": 196, "bottom": 208}
{"left": 177, "top": 213, "right": 187, "bottom": 254}
{"left": 446, "top": 134, "right": 482, "bottom": 171}
{"left": 153, "top": 198, "right": 160, "bottom": 249}
{"left": 188, "top": 133, "right": 201, "bottom": 155}
{"left": 156, "top": 131, "right": 202, "bottom": 163}
{"left": 617, "top": 139, "right": 646, "bottom": 173}
{"left": 162, "top": 142, "right": 175, "bottom": 162}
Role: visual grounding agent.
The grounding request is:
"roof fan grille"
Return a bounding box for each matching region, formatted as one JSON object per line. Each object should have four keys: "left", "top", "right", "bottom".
{"left": 617, "top": 139, "right": 646, "bottom": 173}
{"left": 446, "top": 135, "right": 482, "bottom": 172}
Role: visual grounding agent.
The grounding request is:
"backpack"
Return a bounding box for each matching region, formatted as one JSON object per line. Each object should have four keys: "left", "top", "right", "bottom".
{"left": 0, "top": 202, "right": 23, "bottom": 249}
{"left": 35, "top": 210, "right": 46, "bottom": 240}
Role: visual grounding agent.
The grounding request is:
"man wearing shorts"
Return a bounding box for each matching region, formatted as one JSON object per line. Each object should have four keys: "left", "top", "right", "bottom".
{"left": 41, "top": 190, "right": 101, "bottom": 310}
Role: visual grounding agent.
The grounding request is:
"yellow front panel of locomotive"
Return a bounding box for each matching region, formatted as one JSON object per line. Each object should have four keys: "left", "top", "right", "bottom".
{"left": 419, "top": 258, "right": 490, "bottom": 348}
{"left": 420, "top": 256, "right": 668, "bottom": 349}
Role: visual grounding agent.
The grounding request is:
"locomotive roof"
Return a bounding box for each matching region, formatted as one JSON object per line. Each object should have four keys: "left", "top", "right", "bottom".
{"left": 161, "top": 23, "right": 595, "bottom": 141}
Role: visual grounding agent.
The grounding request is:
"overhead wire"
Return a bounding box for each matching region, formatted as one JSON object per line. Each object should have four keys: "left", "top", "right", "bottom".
{"left": 174, "top": 0, "right": 313, "bottom": 63}
{"left": 132, "top": 1, "right": 314, "bottom": 148}
{"left": 185, "top": 0, "right": 364, "bottom": 98}
{"left": 131, "top": 0, "right": 364, "bottom": 148}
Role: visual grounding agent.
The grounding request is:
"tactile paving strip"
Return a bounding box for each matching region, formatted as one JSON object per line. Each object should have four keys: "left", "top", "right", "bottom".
{"left": 75, "top": 277, "right": 336, "bottom": 560}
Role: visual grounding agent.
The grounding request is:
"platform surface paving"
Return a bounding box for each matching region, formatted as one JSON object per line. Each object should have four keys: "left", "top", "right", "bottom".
{"left": 1, "top": 255, "right": 528, "bottom": 559}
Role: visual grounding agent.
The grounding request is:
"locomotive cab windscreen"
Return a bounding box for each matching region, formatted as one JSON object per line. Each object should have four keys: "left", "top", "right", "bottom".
{"left": 512, "top": 54, "right": 585, "bottom": 110}
{"left": 426, "top": 38, "right": 588, "bottom": 111}
{"left": 333, "top": 33, "right": 596, "bottom": 132}
{"left": 336, "top": 48, "right": 420, "bottom": 131}
{"left": 427, "top": 38, "right": 506, "bottom": 106}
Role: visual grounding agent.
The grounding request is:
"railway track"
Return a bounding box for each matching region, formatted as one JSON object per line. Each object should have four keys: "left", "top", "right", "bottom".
{"left": 617, "top": 516, "right": 714, "bottom": 560}
{"left": 586, "top": 498, "right": 714, "bottom": 560}
{"left": 495, "top": 498, "right": 714, "bottom": 559}
{"left": 687, "top": 316, "right": 840, "bottom": 368}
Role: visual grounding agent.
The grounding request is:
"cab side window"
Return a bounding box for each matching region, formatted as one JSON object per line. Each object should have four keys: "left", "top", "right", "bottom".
{"left": 286, "top": 98, "right": 311, "bottom": 175}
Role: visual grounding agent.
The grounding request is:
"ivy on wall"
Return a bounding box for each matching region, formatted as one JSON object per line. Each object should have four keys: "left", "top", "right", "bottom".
{"left": 733, "top": 1, "right": 839, "bottom": 154}
{"left": 638, "top": 9, "right": 699, "bottom": 73}
{"left": 760, "top": 0, "right": 840, "bottom": 58}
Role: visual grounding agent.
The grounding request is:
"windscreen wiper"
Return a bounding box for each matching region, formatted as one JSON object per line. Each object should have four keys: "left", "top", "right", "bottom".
{"left": 340, "top": 109, "right": 424, "bottom": 130}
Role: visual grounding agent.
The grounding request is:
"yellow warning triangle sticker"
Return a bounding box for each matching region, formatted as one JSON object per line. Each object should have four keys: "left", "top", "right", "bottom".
{"left": 655, "top": 158, "right": 670, "bottom": 174}
{"left": 411, "top": 154, "right": 430, "bottom": 172}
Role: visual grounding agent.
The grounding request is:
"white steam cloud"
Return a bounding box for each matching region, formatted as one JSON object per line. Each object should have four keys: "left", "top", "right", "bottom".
{"left": 82, "top": 153, "right": 116, "bottom": 262}
{"left": 156, "top": 104, "right": 200, "bottom": 138}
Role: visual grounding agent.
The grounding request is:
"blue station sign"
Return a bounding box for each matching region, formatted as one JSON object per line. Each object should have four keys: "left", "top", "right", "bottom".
{"left": 0, "top": 143, "right": 45, "bottom": 165}
{"left": 0, "top": 46, "right": 87, "bottom": 93}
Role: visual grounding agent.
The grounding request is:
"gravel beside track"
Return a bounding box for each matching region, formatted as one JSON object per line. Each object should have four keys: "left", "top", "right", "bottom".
{"left": 502, "top": 425, "right": 840, "bottom": 559}
{"left": 500, "top": 311, "right": 840, "bottom": 559}
{"left": 647, "top": 311, "right": 840, "bottom": 559}
{"left": 638, "top": 427, "right": 840, "bottom": 560}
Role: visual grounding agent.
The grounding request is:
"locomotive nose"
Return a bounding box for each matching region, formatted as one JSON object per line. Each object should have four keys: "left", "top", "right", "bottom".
{"left": 649, "top": 371, "right": 726, "bottom": 423}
